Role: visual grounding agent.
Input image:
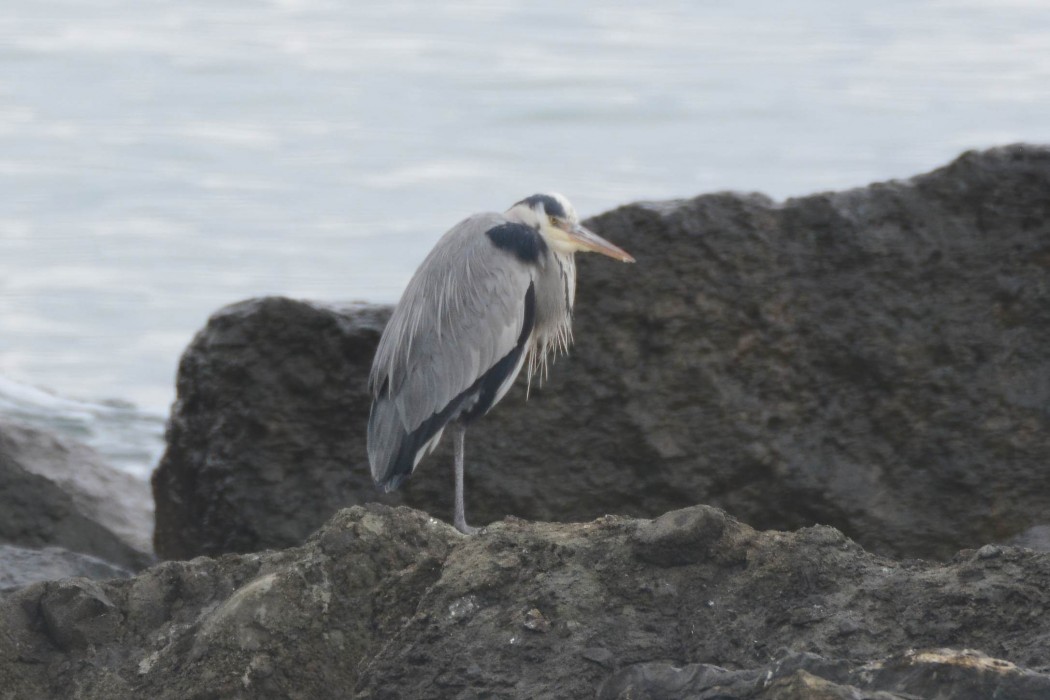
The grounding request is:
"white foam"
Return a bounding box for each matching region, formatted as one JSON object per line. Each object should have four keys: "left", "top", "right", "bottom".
{"left": 0, "top": 376, "right": 165, "bottom": 480}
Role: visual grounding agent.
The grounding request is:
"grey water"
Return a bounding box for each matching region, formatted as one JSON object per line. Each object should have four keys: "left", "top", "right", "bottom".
{"left": 2, "top": 0, "right": 1049, "bottom": 478}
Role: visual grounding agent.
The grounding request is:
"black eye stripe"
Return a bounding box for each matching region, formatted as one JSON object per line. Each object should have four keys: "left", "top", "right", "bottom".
{"left": 515, "top": 194, "right": 567, "bottom": 219}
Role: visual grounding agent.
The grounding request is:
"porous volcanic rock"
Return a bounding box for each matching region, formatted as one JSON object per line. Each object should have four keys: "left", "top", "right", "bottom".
{"left": 2, "top": 505, "right": 1050, "bottom": 699}
{"left": 151, "top": 299, "right": 393, "bottom": 559}
{"left": 152, "top": 145, "right": 1050, "bottom": 560}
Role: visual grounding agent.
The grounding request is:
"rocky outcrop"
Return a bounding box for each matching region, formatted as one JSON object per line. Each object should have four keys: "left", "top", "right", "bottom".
{"left": 150, "top": 299, "right": 392, "bottom": 559}
{"left": 3, "top": 505, "right": 1049, "bottom": 699}
{"left": 152, "top": 145, "right": 1050, "bottom": 562}
{"left": 0, "top": 424, "right": 152, "bottom": 572}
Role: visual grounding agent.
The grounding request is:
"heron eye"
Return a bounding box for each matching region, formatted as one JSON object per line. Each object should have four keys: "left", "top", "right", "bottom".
{"left": 548, "top": 215, "right": 558, "bottom": 226}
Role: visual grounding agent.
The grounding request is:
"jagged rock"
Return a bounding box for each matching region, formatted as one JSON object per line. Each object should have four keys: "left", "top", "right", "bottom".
{"left": 152, "top": 145, "right": 1050, "bottom": 560}
{"left": 0, "top": 545, "right": 131, "bottom": 593}
{"left": 2, "top": 505, "right": 1050, "bottom": 699}
{"left": 0, "top": 429, "right": 152, "bottom": 571}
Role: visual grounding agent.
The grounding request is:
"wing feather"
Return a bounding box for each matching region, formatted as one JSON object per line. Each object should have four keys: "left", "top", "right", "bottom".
{"left": 367, "top": 213, "right": 537, "bottom": 489}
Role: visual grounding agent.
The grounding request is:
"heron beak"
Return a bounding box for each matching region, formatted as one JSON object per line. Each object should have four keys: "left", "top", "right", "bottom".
{"left": 567, "top": 223, "right": 636, "bottom": 262}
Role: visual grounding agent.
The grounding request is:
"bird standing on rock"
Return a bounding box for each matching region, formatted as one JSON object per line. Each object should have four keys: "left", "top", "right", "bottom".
{"left": 367, "top": 193, "right": 634, "bottom": 534}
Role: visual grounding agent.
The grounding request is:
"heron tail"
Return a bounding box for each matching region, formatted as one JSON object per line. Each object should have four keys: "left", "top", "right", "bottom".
{"left": 367, "top": 394, "right": 411, "bottom": 491}
{"left": 367, "top": 393, "right": 455, "bottom": 492}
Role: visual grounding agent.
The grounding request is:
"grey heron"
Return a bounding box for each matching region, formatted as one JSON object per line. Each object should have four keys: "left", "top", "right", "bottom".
{"left": 367, "top": 193, "right": 634, "bottom": 534}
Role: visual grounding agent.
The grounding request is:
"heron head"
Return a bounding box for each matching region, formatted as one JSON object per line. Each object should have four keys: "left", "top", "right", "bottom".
{"left": 508, "top": 193, "right": 634, "bottom": 262}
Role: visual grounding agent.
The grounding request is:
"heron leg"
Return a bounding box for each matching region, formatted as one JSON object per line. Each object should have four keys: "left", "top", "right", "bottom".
{"left": 452, "top": 423, "right": 478, "bottom": 535}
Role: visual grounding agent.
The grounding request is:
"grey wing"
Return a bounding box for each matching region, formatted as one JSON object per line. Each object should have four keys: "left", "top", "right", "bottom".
{"left": 367, "top": 213, "right": 536, "bottom": 490}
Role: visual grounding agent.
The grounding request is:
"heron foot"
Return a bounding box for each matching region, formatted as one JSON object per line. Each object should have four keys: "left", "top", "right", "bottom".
{"left": 454, "top": 518, "right": 479, "bottom": 535}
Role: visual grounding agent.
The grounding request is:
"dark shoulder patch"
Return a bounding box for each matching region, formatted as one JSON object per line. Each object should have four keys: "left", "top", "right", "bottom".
{"left": 516, "top": 194, "right": 567, "bottom": 219}
{"left": 486, "top": 222, "right": 548, "bottom": 263}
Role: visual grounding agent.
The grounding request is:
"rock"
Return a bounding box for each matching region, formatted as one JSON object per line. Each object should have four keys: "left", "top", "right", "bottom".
{"left": 1, "top": 505, "right": 458, "bottom": 699}
{"left": 598, "top": 655, "right": 894, "bottom": 700}
{"left": 850, "top": 649, "right": 1050, "bottom": 700}
{"left": 0, "top": 435, "right": 152, "bottom": 571}
{"left": 600, "top": 649, "right": 1050, "bottom": 699}
{"left": 0, "top": 545, "right": 130, "bottom": 593}
{"left": 0, "top": 420, "right": 153, "bottom": 555}
{"left": 153, "top": 145, "right": 1050, "bottom": 561}
{"left": 3, "top": 504, "right": 1050, "bottom": 698}
{"left": 151, "top": 299, "right": 393, "bottom": 559}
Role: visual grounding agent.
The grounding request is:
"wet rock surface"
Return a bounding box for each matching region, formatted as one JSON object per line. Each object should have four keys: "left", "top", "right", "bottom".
{"left": 2, "top": 504, "right": 1049, "bottom": 699}
{"left": 0, "top": 424, "right": 152, "bottom": 572}
{"left": 1, "top": 420, "right": 153, "bottom": 555}
{"left": 153, "top": 145, "right": 1050, "bottom": 561}
{"left": 0, "top": 545, "right": 130, "bottom": 594}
